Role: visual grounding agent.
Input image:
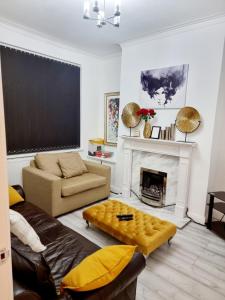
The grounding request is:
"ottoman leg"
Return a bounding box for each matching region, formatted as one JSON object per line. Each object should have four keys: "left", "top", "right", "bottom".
{"left": 86, "top": 220, "right": 90, "bottom": 228}
{"left": 168, "top": 238, "right": 172, "bottom": 246}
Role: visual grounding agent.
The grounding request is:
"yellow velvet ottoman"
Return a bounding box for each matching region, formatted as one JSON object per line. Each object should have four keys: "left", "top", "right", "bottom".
{"left": 83, "top": 200, "right": 177, "bottom": 256}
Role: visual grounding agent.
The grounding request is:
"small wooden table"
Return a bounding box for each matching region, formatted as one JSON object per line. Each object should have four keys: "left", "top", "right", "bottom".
{"left": 207, "top": 191, "right": 225, "bottom": 239}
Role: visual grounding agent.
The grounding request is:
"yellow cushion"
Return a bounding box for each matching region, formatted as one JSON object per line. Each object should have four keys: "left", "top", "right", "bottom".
{"left": 8, "top": 186, "right": 24, "bottom": 206}
{"left": 61, "top": 245, "right": 136, "bottom": 292}
{"left": 83, "top": 200, "right": 177, "bottom": 255}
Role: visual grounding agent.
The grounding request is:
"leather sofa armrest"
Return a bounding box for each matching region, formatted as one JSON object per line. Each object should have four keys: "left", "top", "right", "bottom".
{"left": 22, "top": 166, "right": 61, "bottom": 215}
{"left": 14, "top": 279, "right": 42, "bottom": 300}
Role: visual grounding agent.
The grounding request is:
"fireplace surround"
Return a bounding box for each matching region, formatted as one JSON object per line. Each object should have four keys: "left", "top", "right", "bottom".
{"left": 121, "top": 136, "right": 196, "bottom": 222}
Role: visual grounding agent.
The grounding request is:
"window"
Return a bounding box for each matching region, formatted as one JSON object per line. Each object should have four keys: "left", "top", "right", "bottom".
{"left": 1, "top": 47, "right": 80, "bottom": 155}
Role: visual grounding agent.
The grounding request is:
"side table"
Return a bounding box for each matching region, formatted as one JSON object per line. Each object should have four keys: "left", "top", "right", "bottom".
{"left": 207, "top": 191, "right": 225, "bottom": 239}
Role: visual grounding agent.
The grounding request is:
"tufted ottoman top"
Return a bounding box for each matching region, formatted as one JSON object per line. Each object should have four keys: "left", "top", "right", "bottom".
{"left": 83, "top": 199, "right": 177, "bottom": 255}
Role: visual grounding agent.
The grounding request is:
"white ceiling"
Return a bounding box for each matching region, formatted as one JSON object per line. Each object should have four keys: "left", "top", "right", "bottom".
{"left": 0, "top": 0, "right": 225, "bottom": 56}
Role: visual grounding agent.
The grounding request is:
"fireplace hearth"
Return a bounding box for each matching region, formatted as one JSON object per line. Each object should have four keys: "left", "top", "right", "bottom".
{"left": 140, "top": 168, "right": 167, "bottom": 207}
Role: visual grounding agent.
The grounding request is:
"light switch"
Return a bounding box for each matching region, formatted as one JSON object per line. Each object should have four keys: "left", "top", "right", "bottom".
{"left": 0, "top": 248, "right": 9, "bottom": 265}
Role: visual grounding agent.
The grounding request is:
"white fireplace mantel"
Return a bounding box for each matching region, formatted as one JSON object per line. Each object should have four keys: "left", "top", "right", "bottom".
{"left": 121, "top": 136, "right": 196, "bottom": 221}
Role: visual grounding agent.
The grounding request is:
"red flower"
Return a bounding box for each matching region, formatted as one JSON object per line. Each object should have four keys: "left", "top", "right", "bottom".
{"left": 136, "top": 110, "right": 141, "bottom": 116}
{"left": 142, "top": 108, "right": 149, "bottom": 116}
{"left": 136, "top": 107, "right": 156, "bottom": 120}
{"left": 148, "top": 109, "right": 156, "bottom": 116}
{"left": 137, "top": 108, "right": 149, "bottom": 116}
{"left": 137, "top": 108, "right": 156, "bottom": 116}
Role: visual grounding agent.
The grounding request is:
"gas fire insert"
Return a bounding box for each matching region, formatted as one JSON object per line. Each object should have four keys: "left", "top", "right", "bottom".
{"left": 140, "top": 168, "right": 167, "bottom": 207}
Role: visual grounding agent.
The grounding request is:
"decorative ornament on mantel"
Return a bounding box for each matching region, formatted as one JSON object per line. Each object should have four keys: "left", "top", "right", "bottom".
{"left": 83, "top": 0, "right": 121, "bottom": 28}
{"left": 121, "top": 102, "right": 141, "bottom": 136}
{"left": 136, "top": 108, "right": 156, "bottom": 138}
{"left": 175, "top": 106, "right": 201, "bottom": 142}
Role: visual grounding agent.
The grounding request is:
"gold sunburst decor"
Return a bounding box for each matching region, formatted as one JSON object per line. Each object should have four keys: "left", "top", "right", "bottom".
{"left": 175, "top": 106, "right": 201, "bottom": 142}
{"left": 121, "top": 102, "right": 141, "bottom": 129}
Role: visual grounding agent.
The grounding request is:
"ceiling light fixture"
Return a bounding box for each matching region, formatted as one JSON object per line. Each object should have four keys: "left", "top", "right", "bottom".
{"left": 83, "top": 0, "right": 121, "bottom": 28}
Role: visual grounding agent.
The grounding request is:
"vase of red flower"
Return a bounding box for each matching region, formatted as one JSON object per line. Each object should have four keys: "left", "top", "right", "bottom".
{"left": 136, "top": 108, "right": 156, "bottom": 138}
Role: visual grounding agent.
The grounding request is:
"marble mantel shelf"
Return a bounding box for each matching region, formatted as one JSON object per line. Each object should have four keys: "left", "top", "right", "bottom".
{"left": 121, "top": 136, "right": 196, "bottom": 148}
{"left": 121, "top": 135, "right": 197, "bottom": 222}
{"left": 121, "top": 135, "right": 197, "bottom": 159}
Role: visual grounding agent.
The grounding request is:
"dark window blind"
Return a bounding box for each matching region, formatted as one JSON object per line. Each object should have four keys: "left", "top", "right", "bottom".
{"left": 1, "top": 46, "right": 80, "bottom": 155}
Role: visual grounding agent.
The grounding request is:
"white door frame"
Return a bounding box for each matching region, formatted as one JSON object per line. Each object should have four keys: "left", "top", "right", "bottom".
{"left": 0, "top": 55, "right": 13, "bottom": 299}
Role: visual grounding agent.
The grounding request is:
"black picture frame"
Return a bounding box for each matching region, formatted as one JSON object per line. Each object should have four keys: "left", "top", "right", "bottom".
{"left": 150, "top": 126, "right": 161, "bottom": 139}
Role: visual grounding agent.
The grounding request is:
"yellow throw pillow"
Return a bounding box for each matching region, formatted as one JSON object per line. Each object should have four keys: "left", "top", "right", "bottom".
{"left": 9, "top": 186, "right": 24, "bottom": 206}
{"left": 61, "top": 245, "right": 136, "bottom": 292}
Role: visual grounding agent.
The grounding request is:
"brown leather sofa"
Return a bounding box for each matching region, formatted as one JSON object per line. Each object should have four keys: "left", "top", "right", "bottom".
{"left": 14, "top": 279, "right": 42, "bottom": 300}
{"left": 22, "top": 153, "right": 111, "bottom": 217}
{"left": 12, "top": 186, "right": 146, "bottom": 300}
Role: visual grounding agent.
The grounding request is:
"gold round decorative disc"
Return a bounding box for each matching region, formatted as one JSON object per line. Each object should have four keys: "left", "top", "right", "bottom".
{"left": 176, "top": 106, "right": 201, "bottom": 133}
{"left": 121, "top": 102, "right": 141, "bottom": 128}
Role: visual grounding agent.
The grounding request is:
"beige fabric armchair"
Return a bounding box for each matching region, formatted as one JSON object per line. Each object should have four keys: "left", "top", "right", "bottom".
{"left": 23, "top": 158, "right": 111, "bottom": 217}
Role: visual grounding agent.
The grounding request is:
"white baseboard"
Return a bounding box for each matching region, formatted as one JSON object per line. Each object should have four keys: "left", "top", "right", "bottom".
{"left": 110, "top": 185, "right": 122, "bottom": 194}
{"left": 188, "top": 211, "right": 206, "bottom": 225}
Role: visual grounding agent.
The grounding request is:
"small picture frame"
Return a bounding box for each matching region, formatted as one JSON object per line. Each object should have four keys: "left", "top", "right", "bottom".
{"left": 151, "top": 126, "right": 161, "bottom": 139}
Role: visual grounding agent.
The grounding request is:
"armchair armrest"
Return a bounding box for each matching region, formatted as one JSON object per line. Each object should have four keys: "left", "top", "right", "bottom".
{"left": 83, "top": 160, "right": 111, "bottom": 196}
{"left": 83, "top": 160, "right": 111, "bottom": 179}
{"left": 22, "top": 166, "right": 61, "bottom": 216}
{"left": 23, "top": 166, "right": 61, "bottom": 182}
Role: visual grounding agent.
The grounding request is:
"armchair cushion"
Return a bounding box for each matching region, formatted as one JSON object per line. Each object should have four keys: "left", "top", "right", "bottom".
{"left": 35, "top": 153, "right": 62, "bottom": 177}
{"left": 35, "top": 152, "right": 88, "bottom": 178}
{"left": 59, "top": 153, "right": 88, "bottom": 178}
{"left": 61, "top": 173, "right": 107, "bottom": 197}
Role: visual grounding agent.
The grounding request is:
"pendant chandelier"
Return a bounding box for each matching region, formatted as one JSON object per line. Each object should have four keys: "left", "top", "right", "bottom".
{"left": 83, "top": 0, "right": 121, "bottom": 28}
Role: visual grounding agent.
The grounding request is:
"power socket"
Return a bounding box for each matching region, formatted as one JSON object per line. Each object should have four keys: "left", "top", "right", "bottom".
{"left": 0, "top": 248, "right": 9, "bottom": 265}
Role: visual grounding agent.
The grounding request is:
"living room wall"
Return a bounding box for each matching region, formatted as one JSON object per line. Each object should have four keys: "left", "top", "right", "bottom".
{"left": 115, "top": 17, "right": 225, "bottom": 224}
{"left": 0, "top": 21, "right": 102, "bottom": 185}
{"left": 209, "top": 41, "right": 225, "bottom": 192}
{"left": 98, "top": 54, "right": 121, "bottom": 138}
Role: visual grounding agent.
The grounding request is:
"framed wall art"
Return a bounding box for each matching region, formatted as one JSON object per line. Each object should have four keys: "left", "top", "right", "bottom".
{"left": 140, "top": 64, "right": 189, "bottom": 109}
{"left": 104, "top": 92, "right": 120, "bottom": 146}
